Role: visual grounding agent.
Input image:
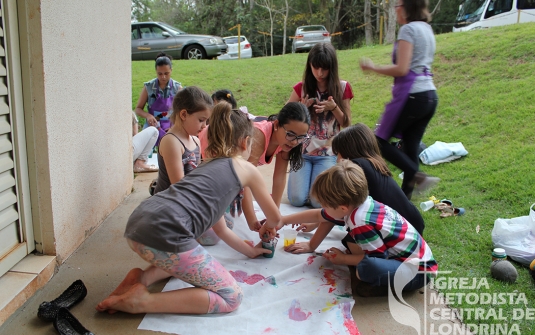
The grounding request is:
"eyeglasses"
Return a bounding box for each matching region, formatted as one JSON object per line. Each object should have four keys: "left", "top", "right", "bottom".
{"left": 282, "top": 125, "right": 310, "bottom": 144}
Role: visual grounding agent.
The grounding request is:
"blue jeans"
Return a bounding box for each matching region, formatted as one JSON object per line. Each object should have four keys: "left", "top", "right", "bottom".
{"left": 287, "top": 154, "right": 337, "bottom": 208}
{"left": 357, "top": 253, "right": 428, "bottom": 291}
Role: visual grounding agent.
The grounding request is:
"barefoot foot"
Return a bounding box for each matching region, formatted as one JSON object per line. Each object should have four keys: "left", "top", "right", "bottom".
{"left": 96, "top": 283, "right": 149, "bottom": 314}
{"left": 96, "top": 268, "right": 144, "bottom": 313}
{"left": 109, "top": 268, "right": 144, "bottom": 297}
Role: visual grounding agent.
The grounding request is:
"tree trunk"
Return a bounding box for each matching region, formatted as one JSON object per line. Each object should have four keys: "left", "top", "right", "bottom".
{"left": 385, "top": 0, "right": 396, "bottom": 44}
{"left": 364, "top": 0, "right": 373, "bottom": 45}
{"left": 269, "top": 10, "right": 274, "bottom": 56}
{"left": 282, "top": 0, "right": 288, "bottom": 55}
{"left": 376, "top": 5, "right": 380, "bottom": 37}
{"left": 257, "top": 0, "right": 276, "bottom": 56}
{"left": 320, "top": 0, "right": 331, "bottom": 33}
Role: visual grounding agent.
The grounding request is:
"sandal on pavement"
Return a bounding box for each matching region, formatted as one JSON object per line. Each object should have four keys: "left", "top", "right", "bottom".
{"left": 439, "top": 207, "right": 465, "bottom": 218}
{"left": 133, "top": 164, "right": 158, "bottom": 173}
{"left": 54, "top": 308, "right": 94, "bottom": 335}
{"left": 38, "top": 280, "right": 87, "bottom": 322}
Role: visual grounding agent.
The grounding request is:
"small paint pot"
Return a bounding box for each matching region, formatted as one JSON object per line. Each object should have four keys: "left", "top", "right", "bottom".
{"left": 262, "top": 238, "right": 278, "bottom": 258}
{"left": 492, "top": 248, "right": 507, "bottom": 261}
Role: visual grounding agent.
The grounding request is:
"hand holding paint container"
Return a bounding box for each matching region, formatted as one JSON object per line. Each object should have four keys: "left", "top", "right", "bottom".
{"left": 283, "top": 229, "right": 298, "bottom": 247}
{"left": 262, "top": 238, "right": 278, "bottom": 258}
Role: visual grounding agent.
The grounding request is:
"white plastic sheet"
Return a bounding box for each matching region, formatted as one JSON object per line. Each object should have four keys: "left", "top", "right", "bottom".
{"left": 138, "top": 203, "right": 360, "bottom": 335}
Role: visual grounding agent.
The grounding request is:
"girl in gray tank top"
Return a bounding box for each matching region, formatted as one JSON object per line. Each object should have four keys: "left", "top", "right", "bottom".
{"left": 97, "top": 101, "right": 283, "bottom": 317}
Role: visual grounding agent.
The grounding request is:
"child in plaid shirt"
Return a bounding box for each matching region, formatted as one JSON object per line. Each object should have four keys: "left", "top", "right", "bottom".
{"left": 280, "top": 160, "right": 437, "bottom": 296}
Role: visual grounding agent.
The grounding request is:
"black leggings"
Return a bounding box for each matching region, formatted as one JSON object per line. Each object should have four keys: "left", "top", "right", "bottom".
{"left": 376, "top": 90, "right": 438, "bottom": 197}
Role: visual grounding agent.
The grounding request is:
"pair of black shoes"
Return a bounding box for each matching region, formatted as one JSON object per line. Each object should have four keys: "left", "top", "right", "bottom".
{"left": 37, "top": 279, "right": 94, "bottom": 335}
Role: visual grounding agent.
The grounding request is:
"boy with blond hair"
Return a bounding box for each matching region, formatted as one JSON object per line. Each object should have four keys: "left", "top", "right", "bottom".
{"left": 280, "top": 160, "right": 437, "bottom": 296}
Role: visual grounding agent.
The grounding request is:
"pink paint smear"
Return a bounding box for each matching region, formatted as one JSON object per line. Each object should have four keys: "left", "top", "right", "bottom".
{"left": 326, "top": 321, "right": 341, "bottom": 335}
{"left": 261, "top": 327, "right": 276, "bottom": 334}
{"left": 288, "top": 299, "right": 312, "bottom": 321}
{"left": 285, "top": 278, "right": 305, "bottom": 286}
{"left": 229, "top": 270, "right": 265, "bottom": 285}
{"left": 306, "top": 255, "right": 315, "bottom": 265}
{"left": 342, "top": 302, "right": 360, "bottom": 335}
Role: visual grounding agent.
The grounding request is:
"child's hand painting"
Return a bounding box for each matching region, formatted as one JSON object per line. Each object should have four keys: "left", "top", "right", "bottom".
{"left": 323, "top": 247, "right": 346, "bottom": 265}
{"left": 249, "top": 219, "right": 266, "bottom": 232}
{"left": 293, "top": 222, "right": 319, "bottom": 232}
{"left": 249, "top": 241, "right": 273, "bottom": 258}
{"left": 284, "top": 242, "right": 313, "bottom": 254}
{"left": 258, "top": 223, "right": 277, "bottom": 241}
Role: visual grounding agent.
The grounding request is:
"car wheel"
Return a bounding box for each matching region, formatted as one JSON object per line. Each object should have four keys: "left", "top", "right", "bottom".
{"left": 184, "top": 45, "right": 206, "bottom": 60}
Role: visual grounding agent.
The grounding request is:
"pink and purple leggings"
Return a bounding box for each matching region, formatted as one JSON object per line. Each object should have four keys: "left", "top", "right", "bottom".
{"left": 129, "top": 239, "right": 242, "bottom": 313}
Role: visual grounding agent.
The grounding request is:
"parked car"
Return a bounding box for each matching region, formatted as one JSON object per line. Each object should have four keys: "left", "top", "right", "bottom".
{"left": 218, "top": 36, "right": 253, "bottom": 60}
{"left": 292, "top": 25, "right": 331, "bottom": 53}
{"left": 131, "top": 22, "right": 227, "bottom": 60}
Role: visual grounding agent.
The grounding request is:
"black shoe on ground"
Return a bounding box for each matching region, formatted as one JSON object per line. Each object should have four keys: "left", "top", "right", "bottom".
{"left": 37, "top": 279, "right": 87, "bottom": 322}
{"left": 54, "top": 307, "right": 94, "bottom": 335}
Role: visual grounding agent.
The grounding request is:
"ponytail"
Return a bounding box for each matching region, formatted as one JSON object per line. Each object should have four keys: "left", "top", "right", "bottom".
{"left": 211, "top": 89, "right": 238, "bottom": 109}
{"left": 206, "top": 102, "right": 254, "bottom": 158}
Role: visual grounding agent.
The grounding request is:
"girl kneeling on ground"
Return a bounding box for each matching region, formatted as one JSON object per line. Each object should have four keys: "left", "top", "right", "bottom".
{"left": 96, "top": 102, "right": 282, "bottom": 315}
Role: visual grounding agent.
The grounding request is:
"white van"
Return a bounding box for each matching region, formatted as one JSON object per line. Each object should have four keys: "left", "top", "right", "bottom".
{"left": 453, "top": 0, "right": 535, "bottom": 32}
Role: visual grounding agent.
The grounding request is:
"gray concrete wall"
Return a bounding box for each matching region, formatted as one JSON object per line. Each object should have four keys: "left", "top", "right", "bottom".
{"left": 17, "top": 0, "right": 133, "bottom": 262}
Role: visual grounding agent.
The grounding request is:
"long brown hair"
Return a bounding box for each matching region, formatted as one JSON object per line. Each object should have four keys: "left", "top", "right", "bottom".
{"left": 206, "top": 102, "right": 254, "bottom": 158}
{"left": 302, "top": 43, "right": 344, "bottom": 124}
{"left": 332, "top": 123, "right": 392, "bottom": 177}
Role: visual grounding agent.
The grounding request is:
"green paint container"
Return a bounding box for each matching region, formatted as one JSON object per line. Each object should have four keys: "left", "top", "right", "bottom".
{"left": 262, "top": 238, "right": 278, "bottom": 258}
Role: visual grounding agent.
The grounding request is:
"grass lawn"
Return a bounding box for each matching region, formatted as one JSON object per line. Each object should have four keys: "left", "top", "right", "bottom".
{"left": 132, "top": 22, "right": 535, "bottom": 333}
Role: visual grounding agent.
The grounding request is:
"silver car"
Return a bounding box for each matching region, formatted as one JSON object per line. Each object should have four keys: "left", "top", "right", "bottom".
{"left": 131, "top": 22, "right": 227, "bottom": 60}
{"left": 292, "top": 25, "right": 331, "bottom": 53}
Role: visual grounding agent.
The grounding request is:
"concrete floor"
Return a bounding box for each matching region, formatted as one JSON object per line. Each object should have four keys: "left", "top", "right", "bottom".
{"left": 0, "top": 164, "right": 462, "bottom": 335}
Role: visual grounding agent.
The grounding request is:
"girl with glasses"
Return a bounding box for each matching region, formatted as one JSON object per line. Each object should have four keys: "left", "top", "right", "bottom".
{"left": 287, "top": 42, "right": 354, "bottom": 208}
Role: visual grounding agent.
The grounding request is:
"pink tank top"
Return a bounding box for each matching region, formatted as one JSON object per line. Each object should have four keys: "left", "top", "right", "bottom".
{"left": 199, "top": 120, "right": 282, "bottom": 166}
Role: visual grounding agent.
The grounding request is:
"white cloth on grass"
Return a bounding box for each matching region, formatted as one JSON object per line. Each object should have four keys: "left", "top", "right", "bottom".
{"left": 419, "top": 141, "right": 468, "bottom": 165}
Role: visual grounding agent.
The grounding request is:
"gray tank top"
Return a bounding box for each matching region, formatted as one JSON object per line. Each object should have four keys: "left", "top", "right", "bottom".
{"left": 154, "top": 133, "right": 200, "bottom": 194}
{"left": 125, "top": 157, "right": 243, "bottom": 253}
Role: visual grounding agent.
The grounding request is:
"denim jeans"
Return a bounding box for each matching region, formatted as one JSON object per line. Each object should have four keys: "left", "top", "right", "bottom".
{"left": 357, "top": 253, "right": 428, "bottom": 291}
{"left": 287, "top": 154, "right": 337, "bottom": 208}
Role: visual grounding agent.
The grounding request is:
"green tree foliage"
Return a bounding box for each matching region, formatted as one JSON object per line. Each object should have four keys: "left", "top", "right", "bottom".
{"left": 429, "top": 0, "right": 461, "bottom": 34}
{"left": 131, "top": 0, "right": 461, "bottom": 56}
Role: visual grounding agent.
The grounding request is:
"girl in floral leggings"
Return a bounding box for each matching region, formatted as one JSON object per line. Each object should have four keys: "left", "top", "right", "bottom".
{"left": 96, "top": 102, "right": 282, "bottom": 315}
